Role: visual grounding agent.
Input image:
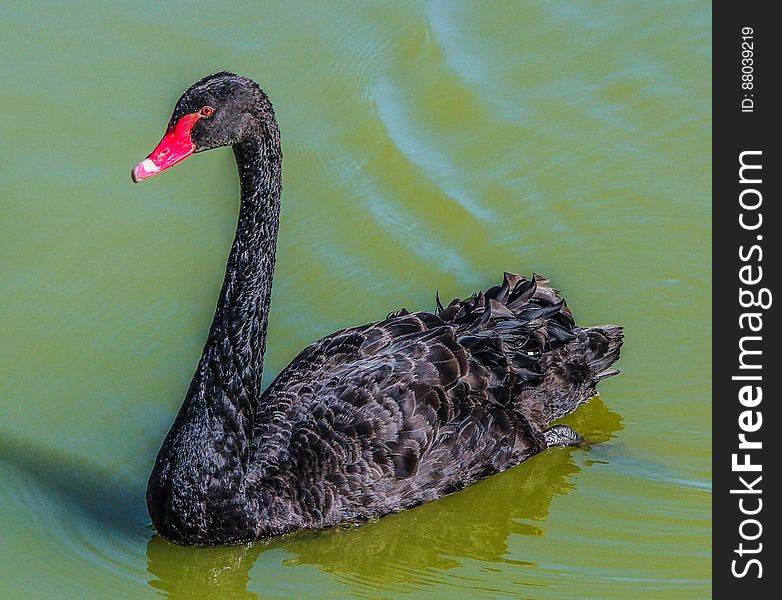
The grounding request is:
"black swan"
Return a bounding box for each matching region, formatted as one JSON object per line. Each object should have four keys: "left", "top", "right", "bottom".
{"left": 132, "top": 72, "right": 623, "bottom": 546}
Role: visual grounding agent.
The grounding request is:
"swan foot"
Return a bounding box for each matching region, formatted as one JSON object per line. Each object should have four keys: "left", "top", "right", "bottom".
{"left": 543, "top": 425, "right": 590, "bottom": 449}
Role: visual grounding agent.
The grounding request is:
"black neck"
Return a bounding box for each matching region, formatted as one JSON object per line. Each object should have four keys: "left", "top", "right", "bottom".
{"left": 206, "top": 123, "right": 282, "bottom": 401}
{"left": 147, "top": 119, "right": 282, "bottom": 543}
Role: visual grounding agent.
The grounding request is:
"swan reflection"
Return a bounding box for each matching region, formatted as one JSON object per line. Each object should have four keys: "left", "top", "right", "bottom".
{"left": 146, "top": 398, "right": 622, "bottom": 597}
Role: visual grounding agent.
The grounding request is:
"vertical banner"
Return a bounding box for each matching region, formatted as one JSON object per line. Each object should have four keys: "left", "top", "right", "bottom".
{"left": 713, "top": 2, "right": 779, "bottom": 596}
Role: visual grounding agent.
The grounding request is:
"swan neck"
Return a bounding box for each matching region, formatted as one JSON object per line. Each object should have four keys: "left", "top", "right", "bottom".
{"left": 176, "top": 127, "right": 282, "bottom": 423}
{"left": 211, "top": 126, "right": 282, "bottom": 388}
{"left": 147, "top": 99, "right": 284, "bottom": 544}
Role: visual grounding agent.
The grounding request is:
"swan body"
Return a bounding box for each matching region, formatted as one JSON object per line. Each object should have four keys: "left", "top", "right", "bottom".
{"left": 134, "top": 72, "right": 623, "bottom": 545}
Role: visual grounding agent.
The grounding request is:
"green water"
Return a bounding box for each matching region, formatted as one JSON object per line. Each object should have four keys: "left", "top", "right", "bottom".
{"left": 1, "top": 1, "right": 711, "bottom": 598}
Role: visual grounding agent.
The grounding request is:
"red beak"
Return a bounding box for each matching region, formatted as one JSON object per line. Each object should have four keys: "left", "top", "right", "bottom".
{"left": 131, "top": 112, "right": 202, "bottom": 182}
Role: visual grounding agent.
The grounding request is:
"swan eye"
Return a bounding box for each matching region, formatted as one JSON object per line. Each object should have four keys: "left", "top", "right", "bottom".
{"left": 200, "top": 106, "right": 214, "bottom": 117}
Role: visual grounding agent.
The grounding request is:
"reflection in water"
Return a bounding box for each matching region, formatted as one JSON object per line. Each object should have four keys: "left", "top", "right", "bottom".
{"left": 145, "top": 399, "right": 622, "bottom": 598}
{"left": 146, "top": 537, "right": 265, "bottom": 600}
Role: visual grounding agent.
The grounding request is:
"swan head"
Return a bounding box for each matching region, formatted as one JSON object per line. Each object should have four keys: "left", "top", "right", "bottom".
{"left": 132, "top": 72, "right": 274, "bottom": 182}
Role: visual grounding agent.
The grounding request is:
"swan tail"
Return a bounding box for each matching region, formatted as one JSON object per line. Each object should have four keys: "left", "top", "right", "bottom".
{"left": 536, "top": 324, "right": 623, "bottom": 424}
{"left": 436, "top": 273, "right": 622, "bottom": 425}
{"left": 583, "top": 325, "right": 624, "bottom": 382}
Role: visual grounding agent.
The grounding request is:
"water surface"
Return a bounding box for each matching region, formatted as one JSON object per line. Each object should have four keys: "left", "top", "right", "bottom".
{"left": 1, "top": 1, "right": 710, "bottom": 598}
